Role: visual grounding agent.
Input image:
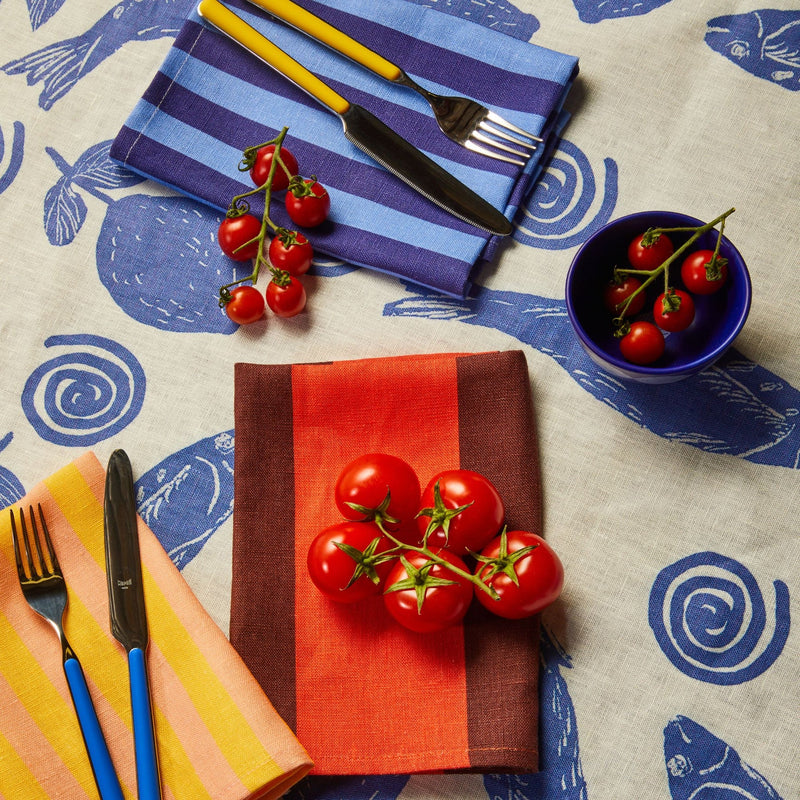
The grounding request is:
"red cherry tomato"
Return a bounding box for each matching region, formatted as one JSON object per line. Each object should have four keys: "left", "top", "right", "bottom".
{"left": 619, "top": 321, "right": 665, "bottom": 365}
{"left": 307, "top": 521, "right": 394, "bottom": 604}
{"left": 416, "top": 470, "right": 504, "bottom": 555}
{"left": 335, "top": 453, "right": 421, "bottom": 531}
{"left": 250, "top": 144, "right": 299, "bottom": 191}
{"left": 654, "top": 289, "right": 695, "bottom": 332}
{"left": 285, "top": 179, "right": 331, "bottom": 227}
{"left": 383, "top": 550, "right": 473, "bottom": 633}
{"left": 266, "top": 271, "right": 306, "bottom": 318}
{"left": 681, "top": 249, "right": 729, "bottom": 295}
{"left": 627, "top": 231, "right": 674, "bottom": 270}
{"left": 217, "top": 214, "right": 262, "bottom": 261}
{"left": 223, "top": 285, "right": 264, "bottom": 325}
{"left": 268, "top": 230, "right": 313, "bottom": 276}
{"left": 603, "top": 276, "right": 645, "bottom": 316}
{"left": 475, "top": 530, "right": 564, "bottom": 619}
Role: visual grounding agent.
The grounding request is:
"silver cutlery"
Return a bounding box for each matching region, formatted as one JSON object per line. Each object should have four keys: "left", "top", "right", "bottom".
{"left": 10, "top": 505, "right": 124, "bottom": 800}
{"left": 246, "top": 0, "right": 542, "bottom": 165}
{"left": 197, "top": 0, "right": 513, "bottom": 236}
{"left": 104, "top": 449, "right": 162, "bottom": 800}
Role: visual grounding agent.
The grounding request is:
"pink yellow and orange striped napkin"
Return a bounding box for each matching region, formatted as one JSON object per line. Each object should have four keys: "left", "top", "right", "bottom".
{"left": 0, "top": 452, "right": 312, "bottom": 800}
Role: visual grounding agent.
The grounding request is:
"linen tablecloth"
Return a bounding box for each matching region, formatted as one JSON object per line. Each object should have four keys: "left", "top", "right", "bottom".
{"left": 1, "top": 0, "right": 798, "bottom": 799}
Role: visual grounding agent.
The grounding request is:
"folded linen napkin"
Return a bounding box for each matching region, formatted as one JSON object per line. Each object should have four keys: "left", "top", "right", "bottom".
{"left": 231, "top": 350, "right": 544, "bottom": 774}
{"left": 110, "top": 0, "right": 578, "bottom": 298}
{"left": 0, "top": 452, "right": 312, "bottom": 800}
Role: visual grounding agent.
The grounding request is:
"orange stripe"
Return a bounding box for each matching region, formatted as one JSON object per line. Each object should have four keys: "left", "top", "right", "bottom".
{"left": 291, "top": 354, "right": 469, "bottom": 773}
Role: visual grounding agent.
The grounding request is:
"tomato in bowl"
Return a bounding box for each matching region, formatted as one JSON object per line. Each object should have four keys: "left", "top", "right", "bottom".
{"left": 565, "top": 210, "right": 751, "bottom": 384}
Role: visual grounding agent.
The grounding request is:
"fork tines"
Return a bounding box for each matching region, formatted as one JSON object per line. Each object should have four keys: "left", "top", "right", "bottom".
{"left": 11, "top": 505, "right": 59, "bottom": 583}
{"left": 469, "top": 111, "right": 544, "bottom": 166}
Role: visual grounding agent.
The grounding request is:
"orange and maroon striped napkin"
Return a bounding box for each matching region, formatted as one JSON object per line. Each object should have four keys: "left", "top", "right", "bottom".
{"left": 231, "top": 351, "right": 543, "bottom": 775}
{"left": 0, "top": 452, "right": 312, "bottom": 800}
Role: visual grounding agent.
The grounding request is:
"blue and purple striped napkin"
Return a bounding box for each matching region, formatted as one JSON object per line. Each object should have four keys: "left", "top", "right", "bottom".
{"left": 110, "top": 0, "right": 578, "bottom": 297}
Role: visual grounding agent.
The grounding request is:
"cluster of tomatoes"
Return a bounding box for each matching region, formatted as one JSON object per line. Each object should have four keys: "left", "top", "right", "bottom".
{"left": 605, "top": 230, "right": 729, "bottom": 365}
{"left": 217, "top": 132, "right": 331, "bottom": 324}
{"left": 306, "top": 453, "right": 564, "bottom": 634}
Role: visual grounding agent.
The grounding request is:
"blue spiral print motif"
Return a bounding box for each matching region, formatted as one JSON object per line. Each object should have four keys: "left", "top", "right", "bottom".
{"left": 649, "top": 552, "right": 790, "bottom": 685}
{"left": 21, "top": 334, "right": 146, "bottom": 446}
{"left": 514, "top": 139, "right": 618, "bottom": 250}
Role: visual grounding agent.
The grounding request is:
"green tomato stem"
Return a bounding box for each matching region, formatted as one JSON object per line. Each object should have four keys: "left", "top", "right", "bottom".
{"left": 613, "top": 207, "right": 735, "bottom": 323}
{"left": 378, "top": 527, "right": 498, "bottom": 599}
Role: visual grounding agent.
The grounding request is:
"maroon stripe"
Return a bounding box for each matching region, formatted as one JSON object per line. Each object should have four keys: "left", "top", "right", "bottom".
{"left": 457, "top": 350, "right": 541, "bottom": 772}
{"left": 230, "top": 363, "right": 297, "bottom": 732}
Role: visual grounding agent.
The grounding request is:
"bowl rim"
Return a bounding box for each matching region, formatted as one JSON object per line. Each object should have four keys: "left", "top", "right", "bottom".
{"left": 565, "top": 210, "right": 753, "bottom": 378}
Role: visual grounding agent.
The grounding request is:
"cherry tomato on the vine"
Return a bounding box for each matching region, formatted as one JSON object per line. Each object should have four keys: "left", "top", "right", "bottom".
{"left": 603, "top": 275, "right": 645, "bottom": 316}
{"left": 653, "top": 289, "right": 695, "bottom": 332}
{"left": 335, "top": 453, "right": 421, "bottom": 532}
{"left": 266, "top": 270, "right": 306, "bottom": 317}
{"left": 681, "top": 249, "right": 729, "bottom": 295}
{"left": 286, "top": 178, "right": 330, "bottom": 227}
{"left": 475, "top": 530, "right": 564, "bottom": 619}
{"left": 627, "top": 231, "right": 674, "bottom": 271}
{"left": 223, "top": 285, "right": 265, "bottom": 325}
{"left": 416, "top": 469, "right": 504, "bottom": 555}
{"left": 619, "top": 320, "right": 665, "bottom": 365}
{"left": 217, "top": 213, "right": 262, "bottom": 261}
{"left": 250, "top": 144, "right": 299, "bottom": 191}
{"left": 307, "top": 521, "right": 394, "bottom": 604}
{"left": 268, "top": 229, "right": 313, "bottom": 276}
{"left": 383, "top": 550, "right": 473, "bottom": 633}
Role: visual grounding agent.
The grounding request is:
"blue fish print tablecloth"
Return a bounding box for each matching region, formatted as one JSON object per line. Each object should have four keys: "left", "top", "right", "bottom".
{"left": 0, "top": 0, "right": 798, "bottom": 798}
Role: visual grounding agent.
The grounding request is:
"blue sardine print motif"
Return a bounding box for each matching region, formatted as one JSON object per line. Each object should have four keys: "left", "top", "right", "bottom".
{"left": 0, "top": 121, "right": 25, "bottom": 195}
{"left": 705, "top": 10, "right": 800, "bottom": 91}
{"left": 2, "top": 0, "right": 195, "bottom": 109}
{"left": 404, "top": 0, "right": 539, "bottom": 38}
{"left": 483, "top": 626, "right": 588, "bottom": 799}
{"left": 649, "top": 552, "right": 790, "bottom": 685}
{"left": 25, "top": 0, "right": 68, "bottom": 30}
{"left": 573, "top": 0, "right": 671, "bottom": 24}
{"left": 21, "top": 334, "right": 146, "bottom": 447}
{"left": 136, "top": 432, "right": 235, "bottom": 569}
{"left": 664, "top": 716, "right": 785, "bottom": 799}
{"left": 383, "top": 286, "right": 800, "bottom": 468}
{"left": 514, "top": 139, "right": 618, "bottom": 250}
{"left": 0, "top": 433, "right": 25, "bottom": 510}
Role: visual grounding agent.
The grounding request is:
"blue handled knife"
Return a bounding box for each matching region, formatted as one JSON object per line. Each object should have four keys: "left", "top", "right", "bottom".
{"left": 104, "top": 449, "right": 162, "bottom": 800}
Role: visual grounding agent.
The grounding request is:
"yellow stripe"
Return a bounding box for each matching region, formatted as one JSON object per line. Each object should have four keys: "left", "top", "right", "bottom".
{"left": 44, "top": 466, "right": 208, "bottom": 797}
{"left": 0, "top": 610, "right": 96, "bottom": 798}
{"left": 46, "top": 462, "right": 284, "bottom": 792}
{"left": 0, "top": 727, "right": 49, "bottom": 800}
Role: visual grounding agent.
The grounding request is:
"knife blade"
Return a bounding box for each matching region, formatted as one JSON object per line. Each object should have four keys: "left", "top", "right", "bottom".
{"left": 196, "top": 0, "right": 512, "bottom": 237}
{"left": 104, "top": 449, "right": 162, "bottom": 800}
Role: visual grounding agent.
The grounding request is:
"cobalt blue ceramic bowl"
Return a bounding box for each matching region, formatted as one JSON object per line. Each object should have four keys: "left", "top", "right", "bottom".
{"left": 565, "top": 210, "right": 752, "bottom": 384}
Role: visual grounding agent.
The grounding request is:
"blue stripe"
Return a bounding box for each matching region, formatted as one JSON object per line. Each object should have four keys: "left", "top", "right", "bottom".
{"left": 117, "top": 99, "right": 487, "bottom": 251}
{"left": 173, "top": 18, "right": 522, "bottom": 193}
{"left": 111, "top": 0, "right": 577, "bottom": 297}
{"left": 110, "top": 127, "right": 478, "bottom": 297}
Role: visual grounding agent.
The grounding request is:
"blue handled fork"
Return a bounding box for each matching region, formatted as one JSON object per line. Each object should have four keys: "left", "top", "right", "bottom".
{"left": 10, "top": 505, "right": 124, "bottom": 800}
